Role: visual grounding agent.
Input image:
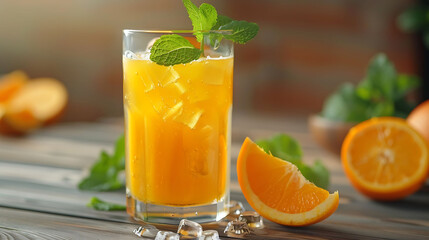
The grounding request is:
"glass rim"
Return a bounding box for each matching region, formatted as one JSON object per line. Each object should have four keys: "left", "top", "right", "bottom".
{"left": 123, "top": 29, "right": 233, "bottom": 34}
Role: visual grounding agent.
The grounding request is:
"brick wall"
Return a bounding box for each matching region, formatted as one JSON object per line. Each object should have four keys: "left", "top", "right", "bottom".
{"left": 227, "top": 0, "right": 419, "bottom": 115}
{"left": 0, "top": 0, "right": 419, "bottom": 121}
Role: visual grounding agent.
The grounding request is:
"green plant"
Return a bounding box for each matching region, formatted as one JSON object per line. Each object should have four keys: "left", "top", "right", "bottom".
{"left": 321, "top": 53, "right": 420, "bottom": 122}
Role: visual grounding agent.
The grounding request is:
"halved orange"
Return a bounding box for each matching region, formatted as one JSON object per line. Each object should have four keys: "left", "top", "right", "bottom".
{"left": 341, "top": 117, "right": 429, "bottom": 201}
{"left": 237, "top": 137, "right": 339, "bottom": 226}
{"left": 0, "top": 70, "right": 28, "bottom": 103}
{"left": 0, "top": 77, "right": 68, "bottom": 135}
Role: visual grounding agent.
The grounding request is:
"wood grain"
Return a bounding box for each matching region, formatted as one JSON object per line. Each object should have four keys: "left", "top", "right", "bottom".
{"left": 0, "top": 114, "right": 428, "bottom": 239}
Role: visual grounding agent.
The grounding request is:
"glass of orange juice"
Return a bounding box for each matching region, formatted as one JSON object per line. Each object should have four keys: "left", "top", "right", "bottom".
{"left": 123, "top": 30, "right": 233, "bottom": 224}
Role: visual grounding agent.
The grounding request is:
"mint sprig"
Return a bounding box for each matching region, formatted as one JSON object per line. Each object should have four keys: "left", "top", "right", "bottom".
{"left": 220, "top": 20, "right": 259, "bottom": 44}
{"left": 149, "top": 0, "right": 259, "bottom": 66}
{"left": 150, "top": 35, "right": 201, "bottom": 66}
{"left": 87, "top": 197, "right": 126, "bottom": 211}
{"left": 212, "top": 15, "right": 233, "bottom": 30}
{"left": 183, "top": 0, "right": 217, "bottom": 42}
{"left": 78, "top": 135, "right": 125, "bottom": 191}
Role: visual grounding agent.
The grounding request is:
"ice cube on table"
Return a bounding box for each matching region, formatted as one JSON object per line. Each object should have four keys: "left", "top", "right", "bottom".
{"left": 133, "top": 225, "right": 159, "bottom": 238}
{"left": 224, "top": 220, "right": 251, "bottom": 237}
{"left": 229, "top": 200, "right": 246, "bottom": 216}
{"left": 155, "top": 231, "right": 180, "bottom": 240}
{"left": 177, "top": 219, "right": 203, "bottom": 238}
{"left": 239, "top": 211, "right": 264, "bottom": 229}
{"left": 159, "top": 66, "right": 180, "bottom": 87}
{"left": 201, "top": 230, "right": 220, "bottom": 240}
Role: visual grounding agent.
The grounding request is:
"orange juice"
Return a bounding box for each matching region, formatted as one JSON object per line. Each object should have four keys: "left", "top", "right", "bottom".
{"left": 124, "top": 54, "right": 233, "bottom": 207}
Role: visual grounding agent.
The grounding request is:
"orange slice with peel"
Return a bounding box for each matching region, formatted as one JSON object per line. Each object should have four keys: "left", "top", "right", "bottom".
{"left": 237, "top": 137, "right": 339, "bottom": 226}
{"left": 341, "top": 117, "right": 429, "bottom": 201}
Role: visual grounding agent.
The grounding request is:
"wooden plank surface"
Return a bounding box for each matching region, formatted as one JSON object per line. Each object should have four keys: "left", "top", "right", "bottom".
{"left": 0, "top": 113, "right": 428, "bottom": 239}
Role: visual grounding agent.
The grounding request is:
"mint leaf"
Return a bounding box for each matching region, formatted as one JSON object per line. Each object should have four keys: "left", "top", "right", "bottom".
{"left": 256, "top": 134, "right": 330, "bottom": 189}
{"left": 321, "top": 83, "right": 368, "bottom": 122}
{"left": 87, "top": 197, "right": 126, "bottom": 211}
{"left": 199, "top": 3, "right": 217, "bottom": 30}
{"left": 357, "top": 54, "right": 397, "bottom": 102}
{"left": 209, "top": 15, "right": 233, "bottom": 48}
{"left": 220, "top": 20, "right": 259, "bottom": 44}
{"left": 113, "top": 134, "right": 125, "bottom": 168}
{"left": 213, "top": 15, "right": 233, "bottom": 30}
{"left": 298, "top": 160, "right": 330, "bottom": 190}
{"left": 367, "top": 101, "right": 394, "bottom": 118}
{"left": 150, "top": 34, "right": 201, "bottom": 66}
{"left": 256, "top": 134, "right": 302, "bottom": 166}
{"left": 78, "top": 135, "right": 125, "bottom": 191}
{"left": 183, "top": 0, "right": 217, "bottom": 42}
{"left": 396, "top": 74, "right": 420, "bottom": 99}
{"left": 183, "top": 0, "right": 200, "bottom": 27}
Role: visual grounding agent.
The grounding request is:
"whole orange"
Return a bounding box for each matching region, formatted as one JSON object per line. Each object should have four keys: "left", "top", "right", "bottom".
{"left": 407, "top": 100, "right": 429, "bottom": 143}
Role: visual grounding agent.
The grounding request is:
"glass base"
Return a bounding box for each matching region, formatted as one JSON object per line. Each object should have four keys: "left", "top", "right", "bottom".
{"left": 126, "top": 192, "right": 229, "bottom": 224}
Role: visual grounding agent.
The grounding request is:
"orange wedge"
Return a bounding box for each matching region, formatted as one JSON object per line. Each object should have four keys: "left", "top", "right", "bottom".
{"left": 237, "top": 137, "right": 339, "bottom": 226}
{"left": 341, "top": 117, "right": 429, "bottom": 201}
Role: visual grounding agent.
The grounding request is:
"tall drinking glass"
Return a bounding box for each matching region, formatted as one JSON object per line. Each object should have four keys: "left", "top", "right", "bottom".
{"left": 123, "top": 30, "right": 233, "bottom": 224}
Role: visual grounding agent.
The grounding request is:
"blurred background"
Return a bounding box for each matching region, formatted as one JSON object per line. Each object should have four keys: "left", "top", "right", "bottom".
{"left": 0, "top": 0, "right": 426, "bottom": 122}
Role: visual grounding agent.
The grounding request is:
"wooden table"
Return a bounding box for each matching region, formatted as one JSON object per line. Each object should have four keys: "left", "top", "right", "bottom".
{"left": 0, "top": 113, "right": 428, "bottom": 239}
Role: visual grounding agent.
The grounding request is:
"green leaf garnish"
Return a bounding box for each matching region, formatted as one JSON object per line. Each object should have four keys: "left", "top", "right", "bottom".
{"left": 320, "top": 53, "right": 421, "bottom": 122}
{"left": 150, "top": 35, "right": 201, "bottom": 66}
{"left": 198, "top": 4, "right": 217, "bottom": 31}
{"left": 256, "top": 134, "right": 330, "bottom": 189}
{"left": 297, "top": 160, "right": 330, "bottom": 190}
{"left": 220, "top": 20, "right": 259, "bottom": 44}
{"left": 78, "top": 135, "right": 125, "bottom": 191}
{"left": 256, "top": 134, "right": 302, "bottom": 166}
{"left": 321, "top": 83, "right": 369, "bottom": 122}
{"left": 183, "top": 0, "right": 217, "bottom": 42}
{"left": 213, "top": 15, "right": 233, "bottom": 30}
{"left": 87, "top": 197, "right": 126, "bottom": 211}
{"left": 149, "top": 0, "right": 259, "bottom": 66}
